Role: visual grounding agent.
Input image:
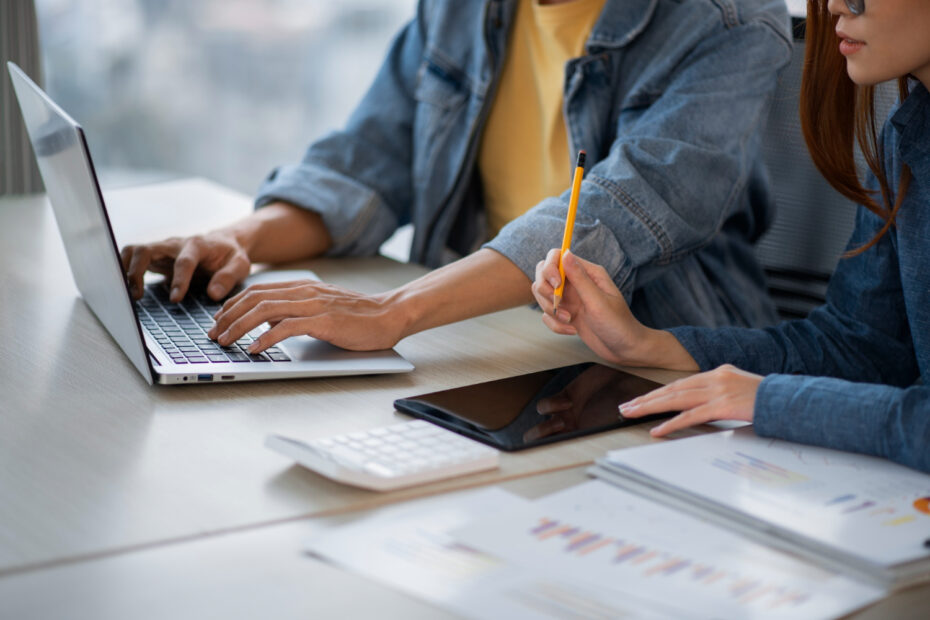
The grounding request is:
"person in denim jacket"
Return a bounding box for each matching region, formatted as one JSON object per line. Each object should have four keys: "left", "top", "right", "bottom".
{"left": 533, "top": 0, "right": 930, "bottom": 472}
{"left": 122, "top": 0, "right": 790, "bottom": 353}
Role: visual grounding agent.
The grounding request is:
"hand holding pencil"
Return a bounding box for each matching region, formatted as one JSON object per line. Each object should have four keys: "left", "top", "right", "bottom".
{"left": 553, "top": 150, "right": 586, "bottom": 312}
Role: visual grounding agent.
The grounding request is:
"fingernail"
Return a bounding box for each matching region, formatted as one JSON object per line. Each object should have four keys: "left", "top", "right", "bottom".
{"left": 556, "top": 309, "right": 571, "bottom": 323}
{"left": 548, "top": 277, "right": 561, "bottom": 288}
{"left": 619, "top": 402, "right": 638, "bottom": 414}
{"left": 248, "top": 341, "right": 260, "bottom": 353}
{"left": 170, "top": 287, "right": 181, "bottom": 301}
{"left": 207, "top": 328, "right": 215, "bottom": 338}
{"left": 208, "top": 284, "right": 223, "bottom": 298}
{"left": 650, "top": 424, "right": 665, "bottom": 436}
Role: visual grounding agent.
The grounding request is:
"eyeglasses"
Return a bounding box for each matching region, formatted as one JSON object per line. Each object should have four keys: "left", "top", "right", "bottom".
{"left": 845, "top": 0, "right": 864, "bottom": 15}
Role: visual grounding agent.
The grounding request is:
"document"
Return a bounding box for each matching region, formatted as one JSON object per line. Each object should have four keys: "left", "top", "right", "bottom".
{"left": 305, "top": 487, "right": 681, "bottom": 619}
{"left": 591, "top": 427, "right": 930, "bottom": 587}
{"left": 454, "top": 481, "right": 884, "bottom": 619}
{"left": 306, "top": 481, "right": 882, "bottom": 619}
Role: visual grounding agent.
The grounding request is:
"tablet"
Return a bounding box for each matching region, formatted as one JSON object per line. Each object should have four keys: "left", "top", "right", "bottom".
{"left": 393, "top": 362, "right": 673, "bottom": 451}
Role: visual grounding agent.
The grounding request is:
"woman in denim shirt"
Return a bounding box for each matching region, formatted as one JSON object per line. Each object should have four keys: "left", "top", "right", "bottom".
{"left": 533, "top": 0, "right": 930, "bottom": 472}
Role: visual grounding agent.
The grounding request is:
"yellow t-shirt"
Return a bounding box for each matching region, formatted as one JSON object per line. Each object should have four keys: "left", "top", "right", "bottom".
{"left": 479, "top": 0, "right": 606, "bottom": 238}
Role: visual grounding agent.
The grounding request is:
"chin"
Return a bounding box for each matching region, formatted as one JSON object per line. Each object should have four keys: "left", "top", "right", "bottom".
{"left": 845, "top": 62, "right": 887, "bottom": 87}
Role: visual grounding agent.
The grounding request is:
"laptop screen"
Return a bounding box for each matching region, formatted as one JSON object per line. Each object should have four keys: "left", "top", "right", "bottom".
{"left": 8, "top": 62, "right": 154, "bottom": 384}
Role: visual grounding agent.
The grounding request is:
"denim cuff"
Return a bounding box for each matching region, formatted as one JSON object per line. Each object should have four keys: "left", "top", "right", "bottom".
{"left": 484, "top": 197, "right": 633, "bottom": 299}
{"left": 255, "top": 162, "right": 398, "bottom": 257}
{"left": 753, "top": 373, "right": 886, "bottom": 456}
{"left": 667, "top": 326, "right": 720, "bottom": 371}
{"left": 753, "top": 374, "right": 803, "bottom": 440}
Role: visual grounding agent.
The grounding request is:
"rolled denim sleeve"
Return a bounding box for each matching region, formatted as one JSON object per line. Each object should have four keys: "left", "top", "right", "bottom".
{"left": 486, "top": 11, "right": 791, "bottom": 296}
{"left": 254, "top": 10, "right": 425, "bottom": 257}
{"left": 755, "top": 375, "right": 930, "bottom": 473}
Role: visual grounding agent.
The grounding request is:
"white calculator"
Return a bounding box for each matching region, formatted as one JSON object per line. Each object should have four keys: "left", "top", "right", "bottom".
{"left": 265, "top": 420, "right": 500, "bottom": 492}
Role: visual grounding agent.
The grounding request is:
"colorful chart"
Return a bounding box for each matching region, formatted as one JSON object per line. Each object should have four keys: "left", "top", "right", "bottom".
{"left": 914, "top": 497, "right": 930, "bottom": 515}
{"left": 527, "top": 516, "right": 814, "bottom": 610}
{"left": 710, "top": 451, "right": 809, "bottom": 486}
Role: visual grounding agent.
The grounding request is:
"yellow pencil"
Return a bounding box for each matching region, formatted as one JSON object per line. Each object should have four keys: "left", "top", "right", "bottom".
{"left": 553, "top": 150, "right": 586, "bottom": 312}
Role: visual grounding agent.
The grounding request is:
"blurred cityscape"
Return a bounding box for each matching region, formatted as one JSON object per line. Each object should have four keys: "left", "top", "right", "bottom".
{"left": 36, "top": 0, "right": 416, "bottom": 194}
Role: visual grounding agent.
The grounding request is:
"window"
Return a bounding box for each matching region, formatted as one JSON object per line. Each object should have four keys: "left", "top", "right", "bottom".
{"left": 36, "top": 0, "right": 416, "bottom": 194}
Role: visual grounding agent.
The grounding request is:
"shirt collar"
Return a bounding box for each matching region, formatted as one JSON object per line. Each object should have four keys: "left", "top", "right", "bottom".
{"left": 586, "top": 0, "right": 658, "bottom": 50}
{"left": 891, "top": 81, "right": 930, "bottom": 176}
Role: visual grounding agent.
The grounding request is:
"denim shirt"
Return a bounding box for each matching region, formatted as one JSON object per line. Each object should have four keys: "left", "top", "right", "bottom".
{"left": 256, "top": 0, "right": 790, "bottom": 328}
{"left": 672, "top": 83, "right": 930, "bottom": 473}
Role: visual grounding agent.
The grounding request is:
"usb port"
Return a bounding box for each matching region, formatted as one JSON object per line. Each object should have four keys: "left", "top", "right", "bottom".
{"left": 221, "top": 375, "right": 235, "bottom": 381}
{"left": 197, "top": 374, "right": 213, "bottom": 382}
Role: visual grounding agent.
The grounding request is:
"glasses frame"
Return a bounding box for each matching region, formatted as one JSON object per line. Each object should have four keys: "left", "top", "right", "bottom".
{"left": 845, "top": 0, "right": 865, "bottom": 15}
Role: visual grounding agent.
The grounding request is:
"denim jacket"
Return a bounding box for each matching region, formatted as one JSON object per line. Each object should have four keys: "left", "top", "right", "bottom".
{"left": 256, "top": 0, "right": 791, "bottom": 328}
{"left": 672, "top": 83, "right": 930, "bottom": 473}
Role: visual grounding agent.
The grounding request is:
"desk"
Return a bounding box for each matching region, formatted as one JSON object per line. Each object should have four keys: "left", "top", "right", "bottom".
{"left": 1, "top": 180, "right": 926, "bottom": 618}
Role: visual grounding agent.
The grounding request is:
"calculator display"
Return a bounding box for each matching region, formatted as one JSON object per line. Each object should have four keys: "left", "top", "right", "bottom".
{"left": 393, "top": 363, "right": 672, "bottom": 451}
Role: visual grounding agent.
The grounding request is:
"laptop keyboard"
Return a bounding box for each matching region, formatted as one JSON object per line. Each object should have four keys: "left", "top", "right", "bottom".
{"left": 136, "top": 285, "right": 291, "bottom": 365}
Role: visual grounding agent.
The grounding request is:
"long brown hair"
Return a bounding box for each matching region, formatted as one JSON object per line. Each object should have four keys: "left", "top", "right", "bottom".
{"left": 800, "top": 0, "right": 912, "bottom": 255}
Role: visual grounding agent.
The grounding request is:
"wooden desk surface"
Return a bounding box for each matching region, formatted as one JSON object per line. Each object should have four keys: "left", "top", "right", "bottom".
{"left": 4, "top": 179, "right": 925, "bottom": 619}
{"left": 3, "top": 465, "right": 928, "bottom": 620}
{"left": 0, "top": 179, "right": 689, "bottom": 575}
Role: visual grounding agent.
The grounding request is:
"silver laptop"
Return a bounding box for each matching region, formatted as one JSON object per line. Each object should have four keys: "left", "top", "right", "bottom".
{"left": 8, "top": 62, "right": 414, "bottom": 385}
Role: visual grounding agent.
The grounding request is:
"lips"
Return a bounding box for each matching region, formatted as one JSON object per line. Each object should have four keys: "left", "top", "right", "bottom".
{"left": 836, "top": 29, "right": 865, "bottom": 56}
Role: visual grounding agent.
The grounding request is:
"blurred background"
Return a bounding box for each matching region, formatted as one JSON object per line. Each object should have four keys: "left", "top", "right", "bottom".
{"left": 35, "top": 0, "right": 416, "bottom": 193}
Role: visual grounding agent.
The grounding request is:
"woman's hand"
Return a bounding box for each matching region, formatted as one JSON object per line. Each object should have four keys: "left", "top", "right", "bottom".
{"left": 619, "top": 364, "right": 762, "bottom": 437}
{"left": 207, "top": 280, "right": 408, "bottom": 352}
{"left": 532, "top": 249, "right": 697, "bottom": 370}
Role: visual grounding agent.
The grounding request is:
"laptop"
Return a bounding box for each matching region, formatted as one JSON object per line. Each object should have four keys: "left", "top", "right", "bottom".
{"left": 8, "top": 61, "right": 414, "bottom": 385}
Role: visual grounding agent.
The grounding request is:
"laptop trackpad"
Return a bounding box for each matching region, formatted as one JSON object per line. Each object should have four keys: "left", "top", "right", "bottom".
{"left": 279, "top": 336, "right": 401, "bottom": 363}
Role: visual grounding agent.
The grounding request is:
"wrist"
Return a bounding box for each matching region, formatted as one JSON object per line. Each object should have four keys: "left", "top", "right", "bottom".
{"left": 377, "top": 285, "right": 423, "bottom": 342}
{"left": 227, "top": 219, "right": 261, "bottom": 257}
{"left": 626, "top": 327, "right": 699, "bottom": 371}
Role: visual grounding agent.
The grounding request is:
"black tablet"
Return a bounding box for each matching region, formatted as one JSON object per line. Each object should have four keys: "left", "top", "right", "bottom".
{"left": 393, "top": 362, "right": 673, "bottom": 451}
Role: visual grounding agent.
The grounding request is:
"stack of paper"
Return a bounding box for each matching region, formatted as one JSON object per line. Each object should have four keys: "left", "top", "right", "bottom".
{"left": 307, "top": 481, "right": 885, "bottom": 619}
{"left": 591, "top": 427, "right": 930, "bottom": 588}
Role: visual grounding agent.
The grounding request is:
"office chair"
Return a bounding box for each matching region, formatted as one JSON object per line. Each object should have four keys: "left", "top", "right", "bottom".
{"left": 756, "top": 20, "right": 897, "bottom": 320}
{"left": 1, "top": 0, "right": 43, "bottom": 196}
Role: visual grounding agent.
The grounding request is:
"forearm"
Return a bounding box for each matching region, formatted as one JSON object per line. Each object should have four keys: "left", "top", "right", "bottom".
{"left": 226, "top": 202, "right": 332, "bottom": 264}
{"left": 390, "top": 248, "right": 534, "bottom": 338}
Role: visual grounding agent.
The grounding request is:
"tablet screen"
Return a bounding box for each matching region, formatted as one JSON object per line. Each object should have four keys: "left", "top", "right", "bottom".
{"left": 393, "top": 362, "right": 672, "bottom": 451}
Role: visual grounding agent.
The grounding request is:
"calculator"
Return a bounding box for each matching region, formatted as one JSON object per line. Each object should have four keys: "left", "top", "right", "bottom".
{"left": 265, "top": 420, "right": 500, "bottom": 491}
